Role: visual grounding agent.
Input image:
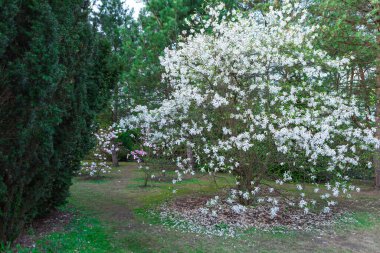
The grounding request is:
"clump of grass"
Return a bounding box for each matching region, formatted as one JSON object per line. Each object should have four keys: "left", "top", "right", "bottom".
{"left": 336, "top": 212, "right": 378, "bottom": 230}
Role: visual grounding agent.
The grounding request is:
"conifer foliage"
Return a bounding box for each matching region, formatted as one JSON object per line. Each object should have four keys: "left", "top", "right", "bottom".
{"left": 0, "top": 0, "right": 117, "bottom": 242}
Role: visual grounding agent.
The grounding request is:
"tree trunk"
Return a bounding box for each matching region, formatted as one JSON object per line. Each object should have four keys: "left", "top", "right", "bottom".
{"left": 111, "top": 85, "right": 119, "bottom": 167}
{"left": 186, "top": 143, "right": 194, "bottom": 170}
{"left": 349, "top": 67, "right": 354, "bottom": 98}
{"left": 274, "top": 0, "right": 280, "bottom": 9}
{"left": 374, "top": 33, "right": 380, "bottom": 189}
{"left": 112, "top": 148, "right": 119, "bottom": 167}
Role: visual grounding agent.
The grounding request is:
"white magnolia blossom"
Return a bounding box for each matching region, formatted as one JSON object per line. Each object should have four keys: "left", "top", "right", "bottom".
{"left": 78, "top": 127, "right": 120, "bottom": 177}
{"left": 120, "top": 2, "right": 379, "bottom": 216}
{"left": 231, "top": 204, "right": 247, "bottom": 214}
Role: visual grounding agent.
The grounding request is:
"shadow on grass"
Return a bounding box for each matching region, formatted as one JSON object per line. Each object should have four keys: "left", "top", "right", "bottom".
{"left": 8, "top": 206, "right": 115, "bottom": 253}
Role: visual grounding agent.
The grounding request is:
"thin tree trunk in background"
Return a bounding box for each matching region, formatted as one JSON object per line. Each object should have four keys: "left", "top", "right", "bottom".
{"left": 359, "top": 67, "right": 369, "bottom": 110}
{"left": 374, "top": 33, "right": 380, "bottom": 188}
{"left": 111, "top": 139, "right": 119, "bottom": 167}
{"left": 349, "top": 68, "right": 354, "bottom": 98}
{"left": 375, "top": 73, "right": 380, "bottom": 188}
{"left": 335, "top": 73, "right": 340, "bottom": 91}
{"left": 112, "top": 86, "right": 119, "bottom": 167}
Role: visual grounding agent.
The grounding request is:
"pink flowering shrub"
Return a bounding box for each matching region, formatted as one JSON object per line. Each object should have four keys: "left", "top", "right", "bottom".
{"left": 130, "top": 149, "right": 147, "bottom": 163}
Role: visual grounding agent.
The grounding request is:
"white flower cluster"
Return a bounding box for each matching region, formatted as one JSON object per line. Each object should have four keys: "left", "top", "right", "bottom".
{"left": 121, "top": 2, "right": 379, "bottom": 216}
{"left": 94, "top": 126, "right": 122, "bottom": 155}
{"left": 79, "top": 160, "right": 111, "bottom": 177}
{"left": 78, "top": 127, "right": 120, "bottom": 177}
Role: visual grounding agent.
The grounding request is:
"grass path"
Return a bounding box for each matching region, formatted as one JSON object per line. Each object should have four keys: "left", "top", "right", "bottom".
{"left": 14, "top": 162, "right": 380, "bottom": 252}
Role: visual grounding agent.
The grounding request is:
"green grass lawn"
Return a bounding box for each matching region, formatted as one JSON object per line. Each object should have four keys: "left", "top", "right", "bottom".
{"left": 11, "top": 162, "right": 380, "bottom": 253}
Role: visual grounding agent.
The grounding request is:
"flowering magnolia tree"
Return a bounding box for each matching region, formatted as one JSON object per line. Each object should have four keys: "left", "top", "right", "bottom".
{"left": 79, "top": 127, "right": 121, "bottom": 177}
{"left": 121, "top": 2, "right": 379, "bottom": 217}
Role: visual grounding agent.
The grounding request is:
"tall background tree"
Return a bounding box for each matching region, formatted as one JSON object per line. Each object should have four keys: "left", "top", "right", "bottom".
{"left": 311, "top": 0, "right": 380, "bottom": 186}
{"left": 0, "top": 0, "right": 117, "bottom": 243}
{"left": 125, "top": 0, "right": 204, "bottom": 107}
{"left": 95, "top": 0, "right": 135, "bottom": 166}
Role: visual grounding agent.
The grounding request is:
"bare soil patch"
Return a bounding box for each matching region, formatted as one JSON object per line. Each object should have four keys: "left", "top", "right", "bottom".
{"left": 13, "top": 209, "right": 74, "bottom": 248}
